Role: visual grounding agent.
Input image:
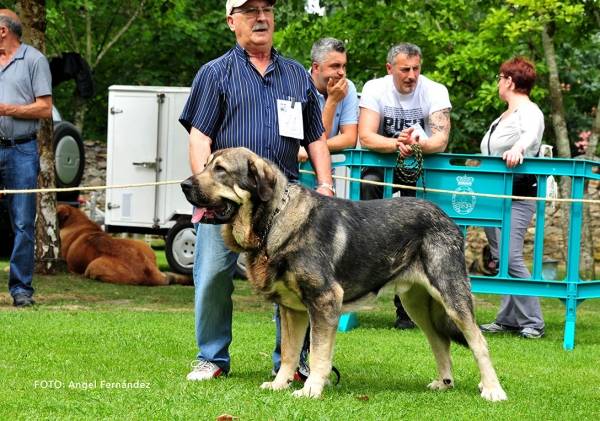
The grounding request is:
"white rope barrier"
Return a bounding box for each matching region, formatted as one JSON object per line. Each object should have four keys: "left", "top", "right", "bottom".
{"left": 1, "top": 170, "right": 599, "bottom": 205}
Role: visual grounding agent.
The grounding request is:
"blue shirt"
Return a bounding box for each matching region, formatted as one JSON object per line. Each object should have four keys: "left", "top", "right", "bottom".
{"left": 309, "top": 70, "right": 359, "bottom": 139}
{"left": 180, "top": 43, "right": 325, "bottom": 181}
{"left": 0, "top": 43, "right": 52, "bottom": 138}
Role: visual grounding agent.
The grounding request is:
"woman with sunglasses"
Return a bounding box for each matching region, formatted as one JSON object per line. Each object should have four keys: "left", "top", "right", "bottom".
{"left": 478, "top": 56, "right": 546, "bottom": 339}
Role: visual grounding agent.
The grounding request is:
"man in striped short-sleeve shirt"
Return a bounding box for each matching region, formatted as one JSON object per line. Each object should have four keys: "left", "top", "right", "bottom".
{"left": 179, "top": 0, "right": 334, "bottom": 382}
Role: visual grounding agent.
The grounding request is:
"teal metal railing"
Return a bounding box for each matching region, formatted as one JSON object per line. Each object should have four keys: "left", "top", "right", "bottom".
{"left": 299, "top": 149, "right": 600, "bottom": 350}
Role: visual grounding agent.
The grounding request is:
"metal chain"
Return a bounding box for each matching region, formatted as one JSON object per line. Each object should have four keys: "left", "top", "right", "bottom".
{"left": 259, "top": 185, "right": 290, "bottom": 250}
{"left": 394, "top": 144, "right": 427, "bottom": 195}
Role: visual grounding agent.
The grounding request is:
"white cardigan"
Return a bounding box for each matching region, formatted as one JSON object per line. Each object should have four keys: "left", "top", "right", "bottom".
{"left": 480, "top": 101, "right": 544, "bottom": 157}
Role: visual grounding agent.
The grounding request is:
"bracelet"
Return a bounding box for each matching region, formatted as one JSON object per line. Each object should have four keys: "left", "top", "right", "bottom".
{"left": 316, "top": 183, "right": 335, "bottom": 194}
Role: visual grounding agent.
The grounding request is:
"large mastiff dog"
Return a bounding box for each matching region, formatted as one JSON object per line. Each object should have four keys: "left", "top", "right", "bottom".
{"left": 181, "top": 147, "right": 507, "bottom": 401}
{"left": 57, "top": 204, "right": 192, "bottom": 286}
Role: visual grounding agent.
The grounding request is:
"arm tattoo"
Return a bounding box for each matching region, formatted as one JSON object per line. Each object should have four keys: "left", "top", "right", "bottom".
{"left": 429, "top": 108, "right": 451, "bottom": 137}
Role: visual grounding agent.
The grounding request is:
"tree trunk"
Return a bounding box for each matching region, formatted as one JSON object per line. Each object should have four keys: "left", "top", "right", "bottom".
{"left": 541, "top": 22, "right": 595, "bottom": 277}
{"left": 17, "top": 0, "right": 63, "bottom": 274}
{"left": 73, "top": 95, "right": 86, "bottom": 134}
{"left": 35, "top": 119, "right": 66, "bottom": 274}
{"left": 541, "top": 22, "right": 570, "bottom": 258}
{"left": 541, "top": 25, "right": 570, "bottom": 160}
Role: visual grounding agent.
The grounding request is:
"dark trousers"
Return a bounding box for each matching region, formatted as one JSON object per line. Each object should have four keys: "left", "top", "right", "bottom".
{"left": 360, "top": 167, "right": 416, "bottom": 200}
{"left": 394, "top": 294, "right": 413, "bottom": 322}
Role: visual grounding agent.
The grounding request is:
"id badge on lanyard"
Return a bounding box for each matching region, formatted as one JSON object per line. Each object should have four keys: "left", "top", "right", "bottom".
{"left": 277, "top": 98, "right": 304, "bottom": 139}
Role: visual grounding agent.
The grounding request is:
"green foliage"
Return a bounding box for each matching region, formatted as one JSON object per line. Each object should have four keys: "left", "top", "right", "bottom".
{"left": 275, "top": 0, "right": 522, "bottom": 153}
{"left": 273, "top": 0, "right": 599, "bottom": 154}
{"left": 40, "top": 0, "right": 600, "bottom": 153}
{"left": 45, "top": 0, "right": 313, "bottom": 140}
{"left": 555, "top": 35, "right": 600, "bottom": 155}
{"left": 46, "top": 0, "right": 237, "bottom": 140}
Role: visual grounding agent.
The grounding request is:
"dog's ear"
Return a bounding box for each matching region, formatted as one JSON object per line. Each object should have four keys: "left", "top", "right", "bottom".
{"left": 56, "top": 205, "right": 70, "bottom": 228}
{"left": 248, "top": 156, "right": 277, "bottom": 202}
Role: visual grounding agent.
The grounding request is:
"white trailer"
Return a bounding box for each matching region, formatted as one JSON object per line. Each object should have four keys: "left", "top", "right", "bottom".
{"left": 104, "top": 85, "right": 196, "bottom": 275}
{"left": 104, "top": 85, "right": 352, "bottom": 277}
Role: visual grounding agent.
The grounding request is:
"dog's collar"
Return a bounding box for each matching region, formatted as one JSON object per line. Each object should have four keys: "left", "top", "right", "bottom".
{"left": 259, "top": 184, "right": 290, "bottom": 250}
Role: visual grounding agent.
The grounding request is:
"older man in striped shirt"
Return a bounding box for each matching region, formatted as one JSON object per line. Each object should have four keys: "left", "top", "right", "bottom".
{"left": 179, "top": 0, "right": 334, "bottom": 382}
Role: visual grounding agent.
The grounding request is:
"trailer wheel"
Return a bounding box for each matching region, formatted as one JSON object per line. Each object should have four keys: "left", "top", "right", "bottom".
{"left": 165, "top": 218, "right": 196, "bottom": 276}
{"left": 54, "top": 120, "right": 85, "bottom": 202}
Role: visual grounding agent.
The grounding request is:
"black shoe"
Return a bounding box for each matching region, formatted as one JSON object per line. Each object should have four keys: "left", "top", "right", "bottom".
{"left": 394, "top": 295, "right": 416, "bottom": 329}
{"left": 13, "top": 293, "right": 36, "bottom": 307}
{"left": 394, "top": 317, "right": 416, "bottom": 330}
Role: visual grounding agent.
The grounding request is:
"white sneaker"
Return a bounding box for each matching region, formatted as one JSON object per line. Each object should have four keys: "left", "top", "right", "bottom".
{"left": 186, "top": 360, "right": 225, "bottom": 381}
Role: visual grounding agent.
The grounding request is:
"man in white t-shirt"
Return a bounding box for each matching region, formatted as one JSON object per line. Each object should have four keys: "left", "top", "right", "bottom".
{"left": 359, "top": 42, "right": 452, "bottom": 199}
{"left": 358, "top": 42, "right": 452, "bottom": 329}
{"left": 299, "top": 38, "right": 358, "bottom": 163}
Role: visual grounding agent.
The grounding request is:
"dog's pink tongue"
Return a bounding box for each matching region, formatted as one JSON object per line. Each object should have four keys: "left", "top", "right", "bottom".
{"left": 191, "top": 208, "right": 205, "bottom": 224}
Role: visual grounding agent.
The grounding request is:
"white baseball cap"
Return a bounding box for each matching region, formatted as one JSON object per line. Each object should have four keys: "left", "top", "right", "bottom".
{"left": 226, "top": 0, "right": 277, "bottom": 16}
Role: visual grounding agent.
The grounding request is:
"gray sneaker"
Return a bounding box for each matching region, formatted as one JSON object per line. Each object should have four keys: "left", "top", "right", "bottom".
{"left": 520, "top": 327, "right": 545, "bottom": 339}
{"left": 479, "top": 322, "right": 520, "bottom": 334}
{"left": 186, "top": 360, "right": 225, "bottom": 381}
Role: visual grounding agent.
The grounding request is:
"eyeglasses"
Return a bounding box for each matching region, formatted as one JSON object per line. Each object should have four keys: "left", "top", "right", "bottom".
{"left": 230, "top": 6, "right": 275, "bottom": 19}
{"left": 495, "top": 75, "right": 510, "bottom": 80}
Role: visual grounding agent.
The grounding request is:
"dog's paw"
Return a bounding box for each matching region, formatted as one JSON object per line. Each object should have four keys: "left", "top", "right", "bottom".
{"left": 427, "top": 379, "right": 454, "bottom": 390}
{"left": 478, "top": 382, "right": 508, "bottom": 402}
{"left": 291, "top": 386, "right": 322, "bottom": 399}
{"left": 260, "top": 380, "right": 290, "bottom": 391}
{"left": 260, "top": 381, "right": 277, "bottom": 390}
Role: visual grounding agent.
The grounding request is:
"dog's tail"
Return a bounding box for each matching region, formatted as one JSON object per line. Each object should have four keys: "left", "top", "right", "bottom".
{"left": 163, "top": 272, "right": 194, "bottom": 286}
{"left": 430, "top": 300, "right": 469, "bottom": 348}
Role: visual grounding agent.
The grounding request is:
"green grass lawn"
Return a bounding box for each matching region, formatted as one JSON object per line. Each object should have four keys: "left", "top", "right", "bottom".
{"left": 0, "top": 252, "right": 599, "bottom": 420}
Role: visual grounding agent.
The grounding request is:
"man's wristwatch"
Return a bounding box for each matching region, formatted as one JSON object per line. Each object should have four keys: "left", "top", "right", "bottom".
{"left": 316, "top": 183, "right": 335, "bottom": 194}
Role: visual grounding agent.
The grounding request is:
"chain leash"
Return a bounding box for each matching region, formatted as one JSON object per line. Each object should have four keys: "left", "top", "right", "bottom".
{"left": 394, "top": 144, "right": 426, "bottom": 196}
{"left": 259, "top": 185, "right": 290, "bottom": 250}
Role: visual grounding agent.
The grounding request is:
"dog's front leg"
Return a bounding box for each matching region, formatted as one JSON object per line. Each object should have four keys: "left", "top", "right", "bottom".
{"left": 293, "top": 286, "right": 343, "bottom": 399}
{"left": 260, "top": 305, "right": 308, "bottom": 392}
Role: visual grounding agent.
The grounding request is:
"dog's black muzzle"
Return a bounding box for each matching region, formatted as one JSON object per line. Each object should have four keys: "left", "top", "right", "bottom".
{"left": 180, "top": 177, "right": 237, "bottom": 224}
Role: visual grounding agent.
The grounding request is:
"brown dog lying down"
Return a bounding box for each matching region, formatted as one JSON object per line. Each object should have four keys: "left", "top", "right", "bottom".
{"left": 57, "top": 204, "right": 193, "bottom": 286}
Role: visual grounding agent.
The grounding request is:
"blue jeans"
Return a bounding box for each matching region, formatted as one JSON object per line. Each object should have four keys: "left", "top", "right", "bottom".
{"left": 192, "top": 223, "right": 237, "bottom": 373}
{"left": 193, "top": 222, "right": 302, "bottom": 373}
{"left": 0, "top": 140, "right": 39, "bottom": 297}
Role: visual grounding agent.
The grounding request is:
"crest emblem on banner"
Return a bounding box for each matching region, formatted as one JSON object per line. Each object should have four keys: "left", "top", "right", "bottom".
{"left": 452, "top": 175, "right": 476, "bottom": 215}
